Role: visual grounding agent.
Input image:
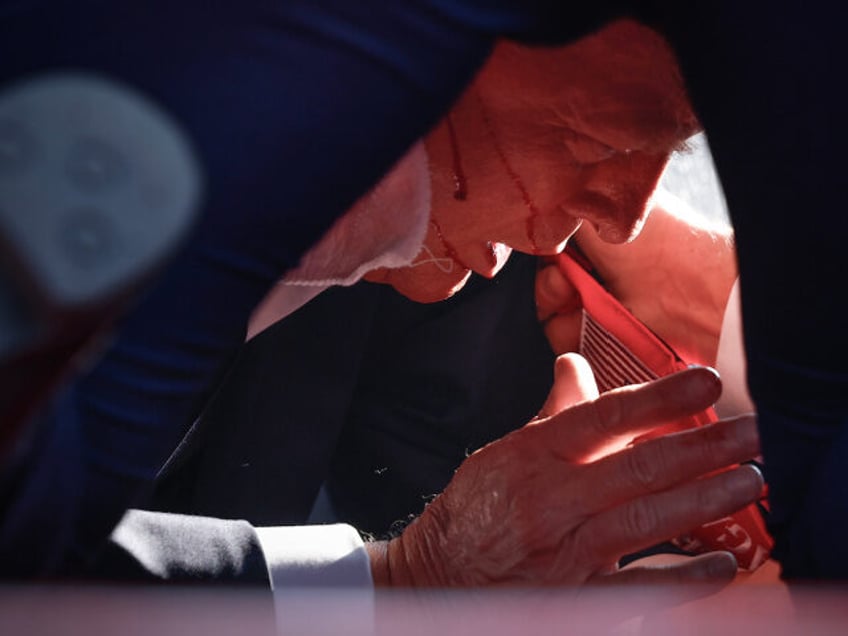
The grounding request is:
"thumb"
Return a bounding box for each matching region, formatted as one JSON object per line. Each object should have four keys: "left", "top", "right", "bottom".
{"left": 536, "top": 353, "right": 599, "bottom": 419}
{"left": 536, "top": 261, "right": 583, "bottom": 355}
{"left": 535, "top": 261, "right": 580, "bottom": 322}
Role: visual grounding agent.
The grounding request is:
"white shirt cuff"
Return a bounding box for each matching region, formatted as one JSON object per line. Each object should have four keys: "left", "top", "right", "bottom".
{"left": 255, "top": 523, "right": 372, "bottom": 589}
{"left": 255, "top": 524, "right": 374, "bottom": 634}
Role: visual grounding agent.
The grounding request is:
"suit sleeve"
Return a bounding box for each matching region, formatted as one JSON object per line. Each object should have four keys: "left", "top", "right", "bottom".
{"left": 90, "top": 510, "right": 272, "bottom": 586}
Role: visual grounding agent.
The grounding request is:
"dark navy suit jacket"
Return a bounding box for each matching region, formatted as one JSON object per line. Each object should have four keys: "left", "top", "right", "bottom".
{"left": 152, "top": 252, "right": 555, "bottom": 537}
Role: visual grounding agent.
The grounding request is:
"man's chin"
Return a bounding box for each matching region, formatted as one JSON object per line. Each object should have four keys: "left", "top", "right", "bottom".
{"left": 364, "top": 267, "right": 472, "bottom": 304}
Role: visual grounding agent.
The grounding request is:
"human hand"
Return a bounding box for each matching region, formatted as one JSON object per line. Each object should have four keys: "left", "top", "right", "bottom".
{"left": 536, "top": 193, "right": 738, "bottom": 366}
{"left": 370, "top": 358, "right": 761, "bottom": 587}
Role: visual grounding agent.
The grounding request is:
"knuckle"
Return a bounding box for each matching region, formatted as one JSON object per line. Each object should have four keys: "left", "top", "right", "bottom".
{"left": 565, "top": 527, "right": 597, "bottom": 577}
{"left": 687, "top": 422, "right": 741, "bottom": 473}
{"left": 623, "top": 498, "right": 659, "bottom": 538}
{"left": 624, "top": 445, "right": 662, "bottom": 491}
{"left": 695, "top": 477, "right": 724, "bottom": 514}
{"left": 588, "top": 393, "right": 625, "bottom": 438}
{"left": 699, "top": 419, "right": 733, "bottom": 449}
{"left": 700, "top": 427, "right": 735, "bottom": 466}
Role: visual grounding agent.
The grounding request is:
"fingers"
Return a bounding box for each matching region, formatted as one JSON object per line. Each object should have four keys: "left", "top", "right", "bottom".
{"left": 575, "top": 553, "right": 738, "bottom": 624}
{"left": 535, "top": 262, "right": 583, "bottom": 355}
{"left": 605, "top": 552, "right": 738, "bottom": 588}
{"left": 536, "top": 354, "right": 599, "bottom": 419}
{"left": 535, "top": 261, "right": 579, "bottom": 322}
{"left": 544, "top": 313, "right": 584, "bottom": 358}
{"left": 574, "top": 464, "right": 764, "bottom": 566}
{"left": 535, "top": 366, "right": 722, "bottom": 462}
{"left": 577, "top": 415, "right": 760, "bottom": 515}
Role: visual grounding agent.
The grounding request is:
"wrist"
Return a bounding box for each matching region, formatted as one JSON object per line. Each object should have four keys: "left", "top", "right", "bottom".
{"left": 365, "top": 540, "right": 392, "bottom": 587}
{"left": 365, "top": 513, "right": 453, "bottom": 587}
{"left": 363, "top": 536, "right": 424, "bottom": 587}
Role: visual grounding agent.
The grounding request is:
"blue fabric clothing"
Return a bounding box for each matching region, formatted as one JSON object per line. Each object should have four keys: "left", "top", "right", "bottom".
{"left": 656, "top": 4, "right": 848, "bottom": 578}
{"left": 0, "top": 1, "right": 846, "bottom": 579}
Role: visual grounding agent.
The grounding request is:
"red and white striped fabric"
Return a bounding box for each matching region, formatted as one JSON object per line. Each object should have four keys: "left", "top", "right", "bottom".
{"left": 581, "top": 311, "right": 658, "bottom": 393}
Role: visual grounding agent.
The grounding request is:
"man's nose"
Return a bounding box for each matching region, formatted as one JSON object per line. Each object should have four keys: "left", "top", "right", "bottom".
{"left": 573, "top": 151, "right": 670, "bottom": 244}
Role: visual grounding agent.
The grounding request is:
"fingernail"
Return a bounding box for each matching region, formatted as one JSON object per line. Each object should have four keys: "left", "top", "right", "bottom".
{"left": 707, "top": 552, "right": 738, "bottom": 579}
{"left": 730, "top": 465, "right": 764, "bottom": 499}
{"left": 686, "top": 364, "right": 719, "bottom": 378}
{"left": 683, "top": 366, "right": 721, "bottom": 402}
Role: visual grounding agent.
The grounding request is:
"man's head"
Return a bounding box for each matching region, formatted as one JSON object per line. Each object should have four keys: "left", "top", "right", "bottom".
{"left": 366, "top": 19, "right": 700, "bottom": 302}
